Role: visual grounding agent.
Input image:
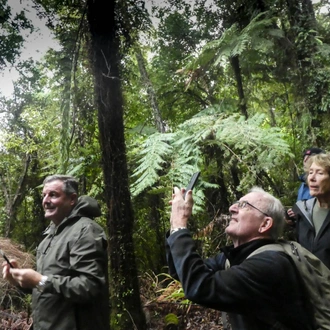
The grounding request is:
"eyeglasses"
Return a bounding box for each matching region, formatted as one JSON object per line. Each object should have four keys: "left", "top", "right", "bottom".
{"left": 233, "top": 200, "right": 269, "bottom": 217}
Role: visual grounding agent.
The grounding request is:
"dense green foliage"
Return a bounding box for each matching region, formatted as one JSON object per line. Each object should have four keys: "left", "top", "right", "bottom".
{"left": 1, "top": 0, "right": 330, "bottom": 327}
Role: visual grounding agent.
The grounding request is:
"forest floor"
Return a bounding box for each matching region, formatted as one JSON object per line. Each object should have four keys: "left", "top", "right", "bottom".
{"left": 145, "top": 303, "right": 225, "bottom": 329}
{"left": 141, "top": 273, "right": 226, "bottom": 330}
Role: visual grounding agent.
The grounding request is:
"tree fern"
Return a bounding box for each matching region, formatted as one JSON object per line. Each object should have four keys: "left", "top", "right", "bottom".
{"left": 183, "top": 12, "right": 284, "bottom": 73}
{"left": 131, "top": 106, "right": 292, "bottom": 200}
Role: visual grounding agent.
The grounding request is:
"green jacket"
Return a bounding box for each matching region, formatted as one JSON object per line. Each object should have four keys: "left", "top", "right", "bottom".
{"left": 32, "top": 195, "right": 110, "bottom": 330}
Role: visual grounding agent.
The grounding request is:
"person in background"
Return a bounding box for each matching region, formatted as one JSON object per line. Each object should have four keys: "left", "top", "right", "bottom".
{"left": 297, "top": 147, "right": 324, "bottom": 201}
{"left": 166, "top": 186, "right": 315, "bottom": 330}
{"left": 2, "top": 175, "right": 110, "bottom": 330}
{"left": 286, "top": 147, "right": 324, "bottom": 223}
{"left": 291, "top": 153, "right": 330, "bottom": 269}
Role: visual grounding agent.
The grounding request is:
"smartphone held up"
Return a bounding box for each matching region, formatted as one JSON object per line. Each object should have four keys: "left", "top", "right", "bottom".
{"left": 183, "top": 171, "right": 200, "bottom": 199}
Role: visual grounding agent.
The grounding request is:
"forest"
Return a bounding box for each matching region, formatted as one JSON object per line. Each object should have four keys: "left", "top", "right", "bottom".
{"left": 1, "top": 0, "right": 330, "bottom": 329}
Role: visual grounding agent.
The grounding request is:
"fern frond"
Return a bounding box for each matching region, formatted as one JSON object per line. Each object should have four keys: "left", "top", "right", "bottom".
{"left": 130, "top": 104, "right": 292, "bottom": 205}
{"left": 131, "top": 132, "right": 175, "bottom": 196}
{"left": 182, "top": 24, "right": 239, "bottom": 71}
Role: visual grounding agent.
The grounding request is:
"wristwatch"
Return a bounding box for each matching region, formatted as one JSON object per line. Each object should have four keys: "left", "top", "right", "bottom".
{"left": 170, "top": 227, "right": 187, "bottom": 235}
{"left": 36, "top": 275, "right": 48, "bottom": 292}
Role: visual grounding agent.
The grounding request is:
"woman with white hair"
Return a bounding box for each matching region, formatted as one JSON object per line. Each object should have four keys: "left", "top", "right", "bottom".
{"left": 292, "top": 153, "right": 330, "bottom": 269}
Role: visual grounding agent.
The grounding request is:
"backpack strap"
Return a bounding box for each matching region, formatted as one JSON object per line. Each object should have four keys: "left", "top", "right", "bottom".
{"left": 248, "top": 240, "right": 330, "bottom": 330}
{"left": 247, "top": 243, "right": 285, "bottom": 258}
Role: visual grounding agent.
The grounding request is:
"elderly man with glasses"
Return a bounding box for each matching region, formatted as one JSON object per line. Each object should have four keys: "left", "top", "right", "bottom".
{"left": 166, "top": 186, "right": 315, "bottom": 330}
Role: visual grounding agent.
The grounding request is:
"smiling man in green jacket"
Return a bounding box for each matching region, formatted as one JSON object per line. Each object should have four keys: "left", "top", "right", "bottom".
{"left": 2, "top": 175, "right": 110, "bottom": 330}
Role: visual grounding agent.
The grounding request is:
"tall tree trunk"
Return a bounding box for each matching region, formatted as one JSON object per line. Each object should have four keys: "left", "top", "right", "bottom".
{"left": 135, "top": 46, "right": 168, "bottom": 272}
{"left": 135, "top": 47, "right": 166, "bottom": 133}
{"left": 285, "top": 0, "right": 320, "bottom": 141}
{"left": 230, "top": 55, "right": 248, "bottom": 118}
{"left": 86, "top": 1, "right": 146, "bottom": 329}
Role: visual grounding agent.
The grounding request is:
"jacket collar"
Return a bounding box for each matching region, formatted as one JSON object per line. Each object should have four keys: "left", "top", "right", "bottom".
{"left": 295, "top": 198, "right": 316, "bottom": 226}
{"left": 221, "top": 238, "right": 276, "bottom": 267}
{"left": 295, "top": 198, "right": 330, "bottom": 239}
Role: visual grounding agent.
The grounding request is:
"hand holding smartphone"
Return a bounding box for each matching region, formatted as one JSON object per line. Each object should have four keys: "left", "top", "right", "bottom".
{"left": 183, "top": 171, "right": 200, "bottom": 199}
{"left": 0, "top": 249, "right": 14, "bottom": 268}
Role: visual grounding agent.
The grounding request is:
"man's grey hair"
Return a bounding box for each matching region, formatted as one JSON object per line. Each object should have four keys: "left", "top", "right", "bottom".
{"left": 249, "top": 186, "right": 285, "bottom": 239}
{"left": 43, "top": 175, "right": 79, "bottom": 195}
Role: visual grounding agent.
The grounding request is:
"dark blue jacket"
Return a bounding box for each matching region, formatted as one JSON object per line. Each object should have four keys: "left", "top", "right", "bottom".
{"left": 297, "top": 174, "right": 312, "bottom": 201}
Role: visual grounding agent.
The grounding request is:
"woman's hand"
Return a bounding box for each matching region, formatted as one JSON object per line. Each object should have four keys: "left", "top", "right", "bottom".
{"left": 285, "top": 208, "right": 297, "bottom": 225}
